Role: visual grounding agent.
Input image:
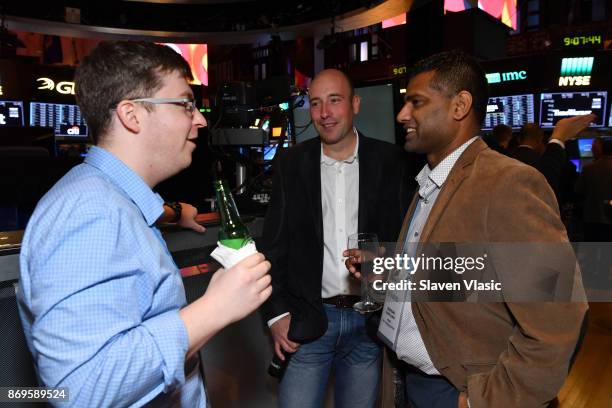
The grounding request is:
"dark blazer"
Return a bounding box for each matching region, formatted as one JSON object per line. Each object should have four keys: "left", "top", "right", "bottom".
{"left": 511, "top": 143, "right": 567, "bottom": 202}
{"left": 259, "top": 133, "right": 411, "bottom": 343}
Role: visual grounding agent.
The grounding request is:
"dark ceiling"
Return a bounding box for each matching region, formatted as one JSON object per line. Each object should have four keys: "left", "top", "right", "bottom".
{"left": 2, "top": 1, "right": 386, "bottom": 33}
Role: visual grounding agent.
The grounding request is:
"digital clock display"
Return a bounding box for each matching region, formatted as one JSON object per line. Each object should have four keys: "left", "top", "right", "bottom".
{"left": 562, "top": 35, "right": 602, "bottom": 48}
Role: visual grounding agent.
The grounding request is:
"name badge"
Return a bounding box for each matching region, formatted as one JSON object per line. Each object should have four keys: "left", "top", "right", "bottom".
{"left": 377, "top": 258, "right": 413, "bottom": 348}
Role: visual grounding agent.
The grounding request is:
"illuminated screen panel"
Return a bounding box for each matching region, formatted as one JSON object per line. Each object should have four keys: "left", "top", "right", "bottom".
{"left": 29, "top": 102, "right": 88, "bottom": 137}
{"left": 0, "top": 100, "right": 25, "bottom": 127}
{"left": 382, "top": 13, "right": 406, "bottom": 29}
{"left": 539, "top": 92, "right": 607, "bottom": 128}
{"left": 444, "top": 0, "right": 517, "bottom": 30}
{"left": 577, "top": 138, "right": 594, "bottom": 158}
{"left": 482, "top": 94, "right": 535, "bottom": 130}
{"left": 160, "top": 43, "right": 208, "bottom": 86}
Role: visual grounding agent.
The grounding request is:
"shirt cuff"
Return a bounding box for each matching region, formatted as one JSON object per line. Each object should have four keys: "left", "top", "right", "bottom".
{"left": 548, "top": 138, "right": 565, "bottom": 149}
{"left": 141, "top": 310, "right": 190, "bottom": 390}
{"left": 267, "top": 312, "right": 290, "bottom": 328}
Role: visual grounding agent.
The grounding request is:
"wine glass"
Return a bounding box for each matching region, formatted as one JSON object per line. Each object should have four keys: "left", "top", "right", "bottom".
{"left": 347, "top": 232, "right": 382, "bottom": 313}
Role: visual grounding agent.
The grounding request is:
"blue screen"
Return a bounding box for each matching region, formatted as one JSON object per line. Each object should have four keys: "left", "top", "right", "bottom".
{"left": 263, "top": 142, "right": 289, "bottom": 161}
{"left": 577, "top": 138, "right": 593, "bottom": 158}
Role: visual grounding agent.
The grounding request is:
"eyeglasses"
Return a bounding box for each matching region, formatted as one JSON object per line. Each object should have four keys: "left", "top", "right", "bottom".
{"left": 129, "top": 97, "right": 197, "bottom": 114}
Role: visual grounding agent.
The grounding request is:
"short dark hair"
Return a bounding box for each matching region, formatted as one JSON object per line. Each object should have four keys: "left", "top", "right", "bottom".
{"left": 602, "top": 138, "right": 612, "bottom": 155}
{"left": 410, "top": 50, "right": 489, "bottom": 127}
{"left": 75, "top": 41, "right": 192, "bottom": 144}
{"left": 492, "top": 124, "right": 512, "bottom": 141}
{"left": 520, "top": 123, "right": 543, "bottom": 143}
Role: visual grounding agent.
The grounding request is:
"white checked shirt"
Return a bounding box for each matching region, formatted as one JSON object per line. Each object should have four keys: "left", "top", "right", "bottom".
{"left": 320, "top": 132, "right": 360, "bottom": 299}
{"left": 267, "top": 130, "right": 360, "bottom": 327}
{"left": 393, "top": 137, "right": 478, "bottom": 375}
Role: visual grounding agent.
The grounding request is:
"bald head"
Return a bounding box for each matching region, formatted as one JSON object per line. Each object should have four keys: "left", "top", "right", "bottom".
{"left": 311, "top": 69, "right": 355, "bottom": 98}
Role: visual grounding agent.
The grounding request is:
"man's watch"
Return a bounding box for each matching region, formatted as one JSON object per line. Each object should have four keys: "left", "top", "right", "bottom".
{"left": 166, "top": 201, "right": 182, "bottom": 223}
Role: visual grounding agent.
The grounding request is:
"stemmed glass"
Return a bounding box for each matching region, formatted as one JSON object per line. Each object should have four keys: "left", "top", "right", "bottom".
{"left": 347, "top": 233, "right": 382, "bottom": 313}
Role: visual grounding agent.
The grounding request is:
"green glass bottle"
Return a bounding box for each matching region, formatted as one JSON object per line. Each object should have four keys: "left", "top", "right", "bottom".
{"left": 214, "top": 179, "right": 253, "bottom": 250}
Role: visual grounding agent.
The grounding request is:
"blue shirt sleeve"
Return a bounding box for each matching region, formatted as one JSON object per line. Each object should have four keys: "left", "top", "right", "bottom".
{"left": 20, "top": 200, "right": 189, "bottom": 407}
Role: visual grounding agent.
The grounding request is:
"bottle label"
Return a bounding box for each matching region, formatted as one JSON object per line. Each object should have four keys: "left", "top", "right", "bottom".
{"left": 219, "top": 237, "right": 253, "bottom": 250}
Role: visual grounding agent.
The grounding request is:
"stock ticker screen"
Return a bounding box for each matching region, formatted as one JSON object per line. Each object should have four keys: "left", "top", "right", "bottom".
{"left": 482, "top": 94, "right": 535, "bottom": 130}
{"left": 29, "top": 102, "right": 88, "bottom": 137}
{"left": 0, "top": 100, "right": 25, "bottom": 127}
{"left": 539, "top": 91, "right": 607, "bottom": 128}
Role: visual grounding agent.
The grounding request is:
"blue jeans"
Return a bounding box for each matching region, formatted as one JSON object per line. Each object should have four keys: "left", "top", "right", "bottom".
{"left": 278, "top": 304, "right": 382, "bottom": 408}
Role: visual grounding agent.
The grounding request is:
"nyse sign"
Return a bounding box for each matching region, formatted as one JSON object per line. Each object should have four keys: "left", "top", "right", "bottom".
{"left": 37, "top": 77, "right": 75, "bottom": 95}
{"left": 558, "top": 76, "right": 591, "bottom": 86}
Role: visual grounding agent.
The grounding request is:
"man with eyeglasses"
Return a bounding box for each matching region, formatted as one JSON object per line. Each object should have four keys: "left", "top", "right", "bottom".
{"left": 17, "top": 41, "right": 272, "bottom": 407}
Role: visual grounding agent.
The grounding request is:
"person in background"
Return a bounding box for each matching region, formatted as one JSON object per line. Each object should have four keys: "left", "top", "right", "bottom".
{"left": 590, "top": 136, "right": 603, "bottom": 161}
{"left": 160, "top": 201, "right": 206, "bottom": 233}
{"left": 484, "top": 124, "right": 512, "bottom": 155}
{"left": 512, "top": 116, "right": 595, "bottom": 206}
{"left": 576, "top": 137, "right": 612, "bottom": 241}
{"left": 259, "top": 68, "right": 411, "bottom": 408}
{"left": 157, "top": 201, "right": 206, "bottom": 233}
{"left": 17, "top": 41, "right": 271, "bottom": 407}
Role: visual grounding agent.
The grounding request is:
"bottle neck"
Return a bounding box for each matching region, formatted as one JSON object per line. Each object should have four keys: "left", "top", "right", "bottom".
{"left": 214, "top": 179, "right": 245, "bottom": 230}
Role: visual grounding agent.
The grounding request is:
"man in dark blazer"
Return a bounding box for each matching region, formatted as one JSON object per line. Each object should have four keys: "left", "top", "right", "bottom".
{"left": 510, "top": 117, "right": 596, "bottom": 206}
{"left": 259, "top": 69, "right": 411, "bottom": 407}
{"left": 361, "top": 51, "right": 587, "bottom": 408}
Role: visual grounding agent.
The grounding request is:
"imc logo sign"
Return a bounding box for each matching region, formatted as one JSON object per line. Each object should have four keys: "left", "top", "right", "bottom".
{"left": 558, "top": 57, "right": 593, "bottom": 86}
{"left": 486, "top": 71, "right": 527, "bottom": 84}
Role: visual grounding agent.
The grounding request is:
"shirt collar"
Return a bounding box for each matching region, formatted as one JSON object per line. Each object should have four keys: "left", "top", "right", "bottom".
{"left": 321, "top": 127, "right": 359, "bottom": 166}
{"left": 84, "top": 146, "right": 164, "bottom": 226}
{"left": 415, "top": 136, "right": 479, "bottom": 199}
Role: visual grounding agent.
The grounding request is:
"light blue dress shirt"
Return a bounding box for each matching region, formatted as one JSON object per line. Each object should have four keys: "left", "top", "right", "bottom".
{"left": 17, "top": 146, "right": 206, "bottom": 407}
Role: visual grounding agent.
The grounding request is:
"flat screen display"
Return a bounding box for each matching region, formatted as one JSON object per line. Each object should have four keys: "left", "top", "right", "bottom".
{"left": 29, "top": 102, "right": 88, "bottom": 137}
{"left": 263, "top": 142, "right": 289, "bottom": 161}
{"left": 0, "top": 100, "right": 25, "bottom": 127}
{"left": 539, "top": 91, "right": 607, "bottom": 128}
{"left": 569, "top": 159, "right": 582, "bottom": 173}
{"left": 482, "top": 94, "right": 535, "bottom": 130}
{"left": 577, "top": 138, "right": 594, "bottom": 158}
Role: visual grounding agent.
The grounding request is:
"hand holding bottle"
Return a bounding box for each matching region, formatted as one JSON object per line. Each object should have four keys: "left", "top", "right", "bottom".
{"left": 203, "top": 253, "right": 272, "bottom": 326}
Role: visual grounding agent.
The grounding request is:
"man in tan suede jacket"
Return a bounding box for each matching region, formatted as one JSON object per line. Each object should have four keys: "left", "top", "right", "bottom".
{"left": 358, "top": 51, "right": 588, "bottom": 408}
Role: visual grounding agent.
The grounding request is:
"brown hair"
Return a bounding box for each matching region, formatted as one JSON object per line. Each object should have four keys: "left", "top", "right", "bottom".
{"left": 75, "top": 41, "right": 192, "bottom": 143}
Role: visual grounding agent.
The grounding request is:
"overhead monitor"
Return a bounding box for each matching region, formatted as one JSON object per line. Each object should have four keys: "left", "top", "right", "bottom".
{"left": 158, "top": 43, "right": 208, "bottom": 86}
{"left": 29, "top": 102, "right": 88, "bottom": 137}
{"left": 482, "top": 94, "right": 535, "bottom": 130}
{"left": 539, "top": 91, "right": 607, "bottom": 128}
{"left": 0, "top": 100, "right": 25, "bottom": 127}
